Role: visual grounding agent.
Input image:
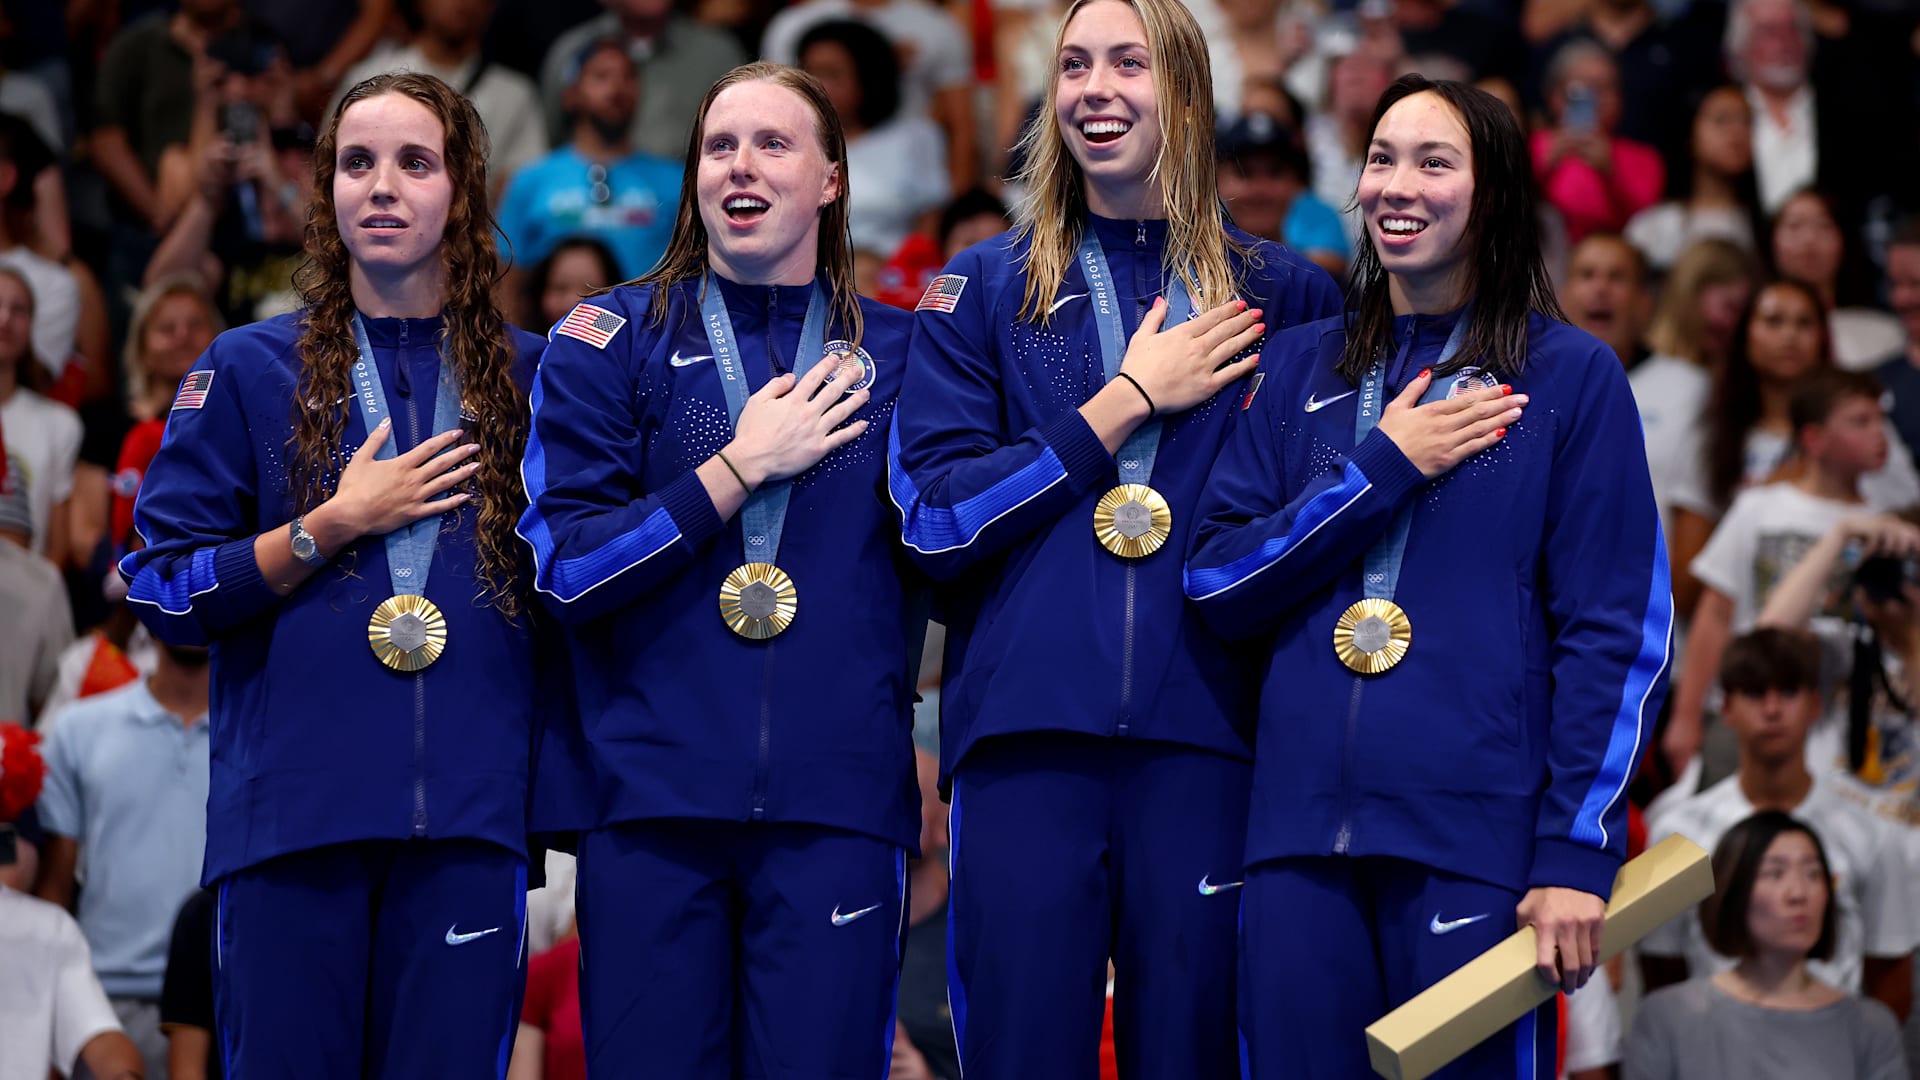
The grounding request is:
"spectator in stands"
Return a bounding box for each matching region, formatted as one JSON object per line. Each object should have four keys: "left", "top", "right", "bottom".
{"left": 1646, "top": 628, "right": 1917, "bottom": 1015}
{"left": 33, "top": 631, "right": 210, "bottom": 1080}
{"left": 141, "top": 35, "right": 311, "bottom": 325}
{"left": 1666, "top": 367, "right": 1918, "bottom": 774}
{"left": 159, "top": 887, "right": 219, "bottom": 1080}
{"left": 1208, "top": 0, "right": 1319, "bottom": 123}
{"left": 1522, "top": 0, "right": 1680, "bottom": 147}
{"left": 871, "top": 187, "right": 1009, "bottom": 311}
{"left": 506, "top": 919, "right": 584, "bottom": 1080}
{"left": 761, "top": 0, "right": 977, "bottom": 192}
{"left": 1530, "top": 38, "right": 1662, "bottom": 245}
{"left": 1392, "top": 0, "right": 1528, "bottom": 84}
{"left": 1727, "top": 0, "right": 1918, "bottom": 244}
{"left": 1630, "top": 808, "right": 1910, "bottom": 1079}
{"left": 521, "top": 236, "right": 621, "bottom": 333}
{"left": 94, "top": 0, "right": 246, "bottom": 236}
{"left": 499, "top": 37, "right": 678, "bottom": 290}
{"left": 538, "top": 0, "right": 747, "bottom": 159}
{"left": 1306, "top": 47, "right": 1394, "bottom": 253}
{"left": 799, "top": 19, "right": 949, "bottom": 263}
{"left": 1216, "top": 108, "right": 1350, "bottom": 281}
{"left": 1633, "top": 237, "right": 1758, "bottom": 574}
{"left": 1875, "top": 222, "right": 1920, "bottom": 465}
{"left": 1561, "top": 233, "right": 1651, "bottom": 371}
{"left": 0, "top": 114, "right": 91, "bottom": 397}
{"left": 0, "top": 725, "right": 150, "bottom": 1080}
{"left": 0, "top": 267, "right": 79, "bottom": 562}
{"left": 331, "top": 0, "right": 546, "bottom": 194}
{"left": 1769, "top": 188, "right": 1905, "bottom": 371}
{"left": 246, "top": 0, "right": 392, "bottom": 123}
{"left": 1623, "top": 84, "right": 1762, "bottom": 274}
{"left": 0, "top": 458, "right": 72, "bottom": 726}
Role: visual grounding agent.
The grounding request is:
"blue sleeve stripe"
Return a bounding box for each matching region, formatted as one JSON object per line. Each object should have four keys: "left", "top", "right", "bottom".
{"left": 1569, "top": 529, "right": 1675, "bottom": 850}
{"left": 516, "top": 372, "right": 684, "bottom": 605}
{"left": 125, "top": 546, "right": 220, "bottom": 615}
{"left": 885, "top": 419, "right": 1069, "bottom": 555}
{"left": 1183, "top": 462, "right": 1372, "bottom": 601}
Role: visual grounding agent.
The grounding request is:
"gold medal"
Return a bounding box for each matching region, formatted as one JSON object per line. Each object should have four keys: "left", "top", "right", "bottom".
{"left": 1334, "top": 597, "right": 1412, "bottom": 674}
{"left": 368, "top": 594, "right": 448, "bottom": 672}
{"left": 719, "top": 562, "right": 798, "bottom": 640}
{"left": 1094, "top": 483, "right": 1173, "bottom": 558}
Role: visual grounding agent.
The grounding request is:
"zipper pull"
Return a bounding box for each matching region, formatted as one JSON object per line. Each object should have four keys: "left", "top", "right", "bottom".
{"left": 399, "top": 320, "right": 409, "bottom": 345}
{"left": 1136, "top": 221, "right": 1146, "bottom": 245}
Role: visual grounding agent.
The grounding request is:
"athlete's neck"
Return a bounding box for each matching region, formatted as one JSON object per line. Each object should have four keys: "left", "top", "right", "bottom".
{"left": 350, "top": 261, "right": 448, "bottom": 319}
{"left": 1387, "top": 270, "right": 1469, "bottom": 316}
{"left": 1737, "top": 757, "right": 1813, "bottom": 811}
{"left": 1084, "top": 178, "right": 1165, "bottom": 222}
{"left": 707, "top": 238, "right": 820, "bottom": 287}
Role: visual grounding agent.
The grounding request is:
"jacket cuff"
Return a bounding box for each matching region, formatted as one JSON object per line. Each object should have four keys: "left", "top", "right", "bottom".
{"left": 1041, "top": 409, "right": 1116, "bottom": 493}
{"left": 1529, "top": 836, "right": 1625, "bottom": 902}
{"left": 658, "top": 467, "right": 726, "bottom": 551}
{"left": 1347, "top": 428, "right": 1426, "bottom": 509}
{"left": 203, "top": 537, "right": 279, "bottom": 633}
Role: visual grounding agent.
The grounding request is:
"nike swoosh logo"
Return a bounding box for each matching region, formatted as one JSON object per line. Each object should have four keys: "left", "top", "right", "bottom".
{"left": 445, "top": 924, "right": 502, "bottom": 946}
{"left": 1303, "top": 390, "right": 1357, "bottom": 413}
{"left": 1429, "top": 912, "right": 1491, "bottom": 935}
{"left": 1197, "top": 875, "right": 1244, "bottom": 896}
{"left": 830, "top": 902, "right": 883, "bottom": 927}
{"left": 669, "top": 351, "right": 713, "bottom": 367}
{"left": 1048, "top": 292, "right": 1087, "bottom": 315}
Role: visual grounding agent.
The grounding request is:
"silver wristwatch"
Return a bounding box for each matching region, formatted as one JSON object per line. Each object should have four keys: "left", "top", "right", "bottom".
{"left": 289, "top": 514, "right": 328, "bottom": 567}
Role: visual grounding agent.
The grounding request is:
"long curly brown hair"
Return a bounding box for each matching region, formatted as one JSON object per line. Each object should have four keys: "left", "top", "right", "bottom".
{"left": 288, "top": 72, "right": 528, "bottom": 616}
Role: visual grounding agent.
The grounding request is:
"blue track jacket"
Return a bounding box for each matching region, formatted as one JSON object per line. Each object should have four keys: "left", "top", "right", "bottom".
{"left": 120, "top": 313, "right": 548, "bottom": 883}
{"left": 888, "top": 215, "right": 1341, "bottom": 780}
{"left": 519, "top": 277, "right": 922, "bottom": 851}
{"left": 1184, "top": 308, "right": 1674, "bottom": 900}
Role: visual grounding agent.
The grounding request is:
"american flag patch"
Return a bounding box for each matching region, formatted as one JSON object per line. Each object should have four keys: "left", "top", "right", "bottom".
{"left": 1241, "top": 371, "right": 1266, "bottom": 411}
{"left": 916, "top": 274, "right": 968, "bottom": 313}
{"left": 555, "top": 303, "right": 627, "bottom": 348}
{"left": 172, "top": 370, "right": 214, "bottom": 410}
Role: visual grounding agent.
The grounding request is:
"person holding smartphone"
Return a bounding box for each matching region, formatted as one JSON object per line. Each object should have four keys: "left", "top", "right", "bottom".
{"left": 1531, "top": 39, "right": 1664, "bottom": 244}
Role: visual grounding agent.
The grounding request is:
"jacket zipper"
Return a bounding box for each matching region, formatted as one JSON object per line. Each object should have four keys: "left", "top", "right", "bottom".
{"left": 400, "top": 319, "right": 429, "bottom": 836}
{"left": 752, "top": 643, "right": 775, "bottom": 819}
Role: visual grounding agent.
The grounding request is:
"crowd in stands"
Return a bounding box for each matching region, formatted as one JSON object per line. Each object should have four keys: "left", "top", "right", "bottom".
{"left": 8, "top": 0, "right": 1920, "bottom": 1076}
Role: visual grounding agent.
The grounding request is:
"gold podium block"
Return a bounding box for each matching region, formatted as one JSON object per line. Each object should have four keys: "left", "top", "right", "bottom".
{"left": 1364, "top": 834, "right": 1714, "bottom": 1080}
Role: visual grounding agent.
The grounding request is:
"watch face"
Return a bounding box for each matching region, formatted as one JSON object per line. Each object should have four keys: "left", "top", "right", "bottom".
{"left": 293, "top": 534, "right": 316, "bottom": 558}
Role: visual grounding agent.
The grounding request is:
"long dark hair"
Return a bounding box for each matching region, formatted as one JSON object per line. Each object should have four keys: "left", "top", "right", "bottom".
{"left": 1339, "top": 74, "right": 1564, "bottom": 382}
{"left": 290, "top": 72, "right": 529, "bottom": 617}
{"left": 629, "top": 62, "right": 863, "bottom": 350}
{"left": 797, "top": 19, "right": 901, "bottom": 131}
{"left": 1703, "top": 277, "right": 1830, "bottom": 510}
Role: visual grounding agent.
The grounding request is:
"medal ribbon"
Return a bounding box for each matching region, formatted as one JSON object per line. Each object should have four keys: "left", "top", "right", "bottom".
{"left": 1352, "top": 310, "right": 1472, "bottom": 603}
{"left": 1077, "top": 233, "right": 1193, "bottom": 487}
{"left": 349, "top": 315, "right": 463, "bottom": 599}
{"left": 699, "top": 273, "right": 829, "bottom": 567}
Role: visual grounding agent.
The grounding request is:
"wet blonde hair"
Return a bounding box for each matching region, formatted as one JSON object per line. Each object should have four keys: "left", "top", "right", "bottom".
{"left": 1010, "top": 0, "right": 1250, "bottom": 324}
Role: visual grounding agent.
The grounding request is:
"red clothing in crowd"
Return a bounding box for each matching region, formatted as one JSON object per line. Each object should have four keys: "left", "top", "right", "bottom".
{"left": 1530, "top": 131, "right": 1664, "bottom": 245}
{"left": 523, "top": 937, "right": 586, "bottom": 1080}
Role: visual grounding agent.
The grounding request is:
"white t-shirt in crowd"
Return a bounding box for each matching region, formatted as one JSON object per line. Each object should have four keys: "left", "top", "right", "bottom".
{"left": 0, "top": 887, "right": 123, "bottom": 1080}
{"left": 1623, "top": 203, "right": 1756, "bottom": 273}
{"left": 1629, "top": 353, "right": 1712, "bottom": 540}
{"left": 1642, "top": 773, "right": 1920, "bottom": 995}
{"left": 1669, "top": 426, "right": 1920, "bottom": 524}
{"left": 1690, "top": 482, "right": 1869, "bottom": 634}
{"left": 762, "top": 0, "right": 972, "bottom": 121}
{"left": 1561, "top": 966, "right": 1624, "bottom": 1078}
{"left": 1747, "top": 83, "right": 1816, "bottom": 216}
{"left": 0, "top": 387, "right": 81, "bottom": 556}
{"left": 1832, "top": 308, "right": 1907, "bottom": 373}
{"left": 0, "top": 246, "right": 81, "bottom": 380}
{"left": 332, "top": 45, "right": 547, "bottom": 186}
{"left": 846, "top": 117, "right": 949, "bottom": 257}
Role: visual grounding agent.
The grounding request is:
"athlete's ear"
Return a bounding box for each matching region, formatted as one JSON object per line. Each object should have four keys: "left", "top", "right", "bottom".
{"left": 820, "top": 162, "right": 840, "bottom": 208}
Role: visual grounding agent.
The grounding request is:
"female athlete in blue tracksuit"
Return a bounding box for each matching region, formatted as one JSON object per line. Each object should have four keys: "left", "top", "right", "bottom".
{"left": 1185, "top": 76, "right": 1673, "bottom": 1077}
{"left": 518, "top": 63, "right": 921, "bottom": 1077}
{"left": 120, "top": 74, "right": 547, "bottom": 1076}
{"left": 887, "top": 0, "right": 1339, "bottom": 1073}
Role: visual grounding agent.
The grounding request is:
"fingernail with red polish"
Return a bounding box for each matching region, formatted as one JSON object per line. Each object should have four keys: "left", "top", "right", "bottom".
{"left": 1495, "top": 427, "right": 1507, "bottom": 438}
{"left": 1501, "top": 384, "right": 1513, "bottom": 396}
{"left": 1418, "top": 368, "right": 1431, "bottom": 379}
